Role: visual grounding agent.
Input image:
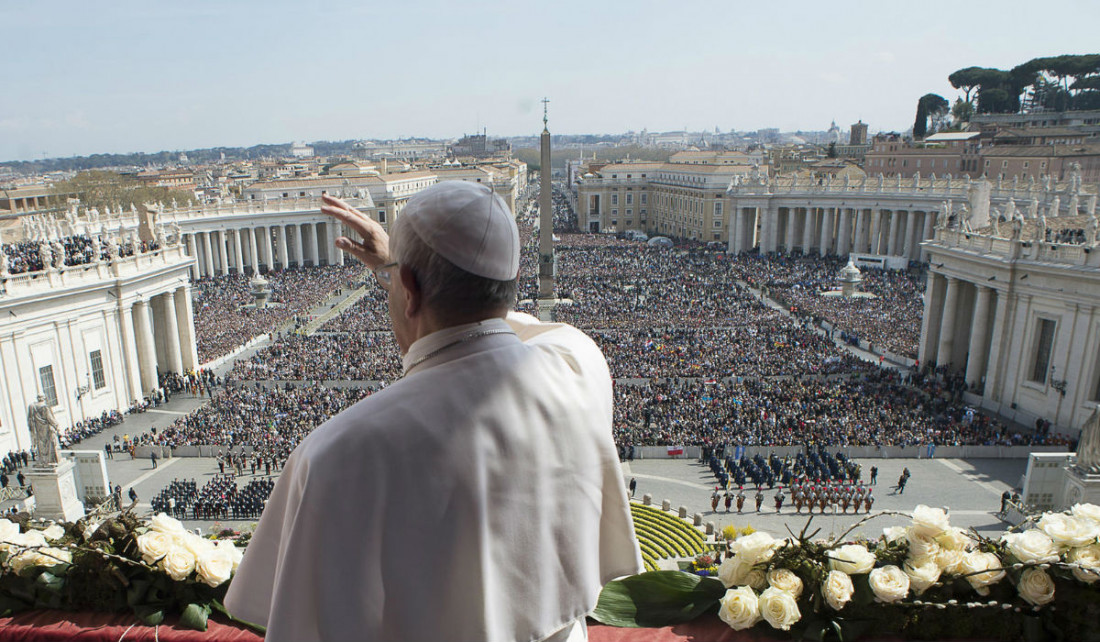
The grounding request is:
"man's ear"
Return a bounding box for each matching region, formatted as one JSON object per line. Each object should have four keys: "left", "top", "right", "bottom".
{"left": 398, "top": 264, "right": 421, "bottom": 318}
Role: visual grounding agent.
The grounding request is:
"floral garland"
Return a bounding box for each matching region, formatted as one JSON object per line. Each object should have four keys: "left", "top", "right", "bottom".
{"left": 594, "top": 503, "right": 1100, "bottom": 641}
{"left": 0, "top": 511, "right": 254, "bottom": 632}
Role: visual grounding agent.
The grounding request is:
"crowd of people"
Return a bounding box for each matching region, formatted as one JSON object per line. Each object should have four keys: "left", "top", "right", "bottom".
{"left": 151, "top": 474, "right": 276, "bottom": 520}
{"left": 229, "top": 333, "right": 401, "bottom": 382}
{"left": 192, "top": 265, "right": 363, "bottom": 362}
{"left": 731, "top": 253, "right": 925, "bottom": 359}
{"left": 57, "top": 409, "right": 124, "bottom": 449}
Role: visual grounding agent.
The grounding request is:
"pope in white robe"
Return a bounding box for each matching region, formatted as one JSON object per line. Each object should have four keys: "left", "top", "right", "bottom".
{"left": 224, "top": 182, "right": 642, "bottom": 642}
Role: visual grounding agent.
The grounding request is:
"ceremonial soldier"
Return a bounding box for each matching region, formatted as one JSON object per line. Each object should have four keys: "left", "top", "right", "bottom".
{"left": 865, "top": 490, "right": 874, "bottom": 513}
{"left": 736, "top": 486, "right": 745, "bottom": 513}
{"left": 755, "top": 487, "right": 764, "bottom": 512}
{"left": 711, "top": 487, "right": 720, "bottom": 513}
{"left": 724, "top": 491, "right": 732, "bottom": 513}
{"left": 774, "top": 487, "right": 784, "bottom": 513}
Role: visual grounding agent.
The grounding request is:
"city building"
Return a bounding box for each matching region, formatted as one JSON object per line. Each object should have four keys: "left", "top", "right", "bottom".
{"left": 864, "top": 132, "right": 982, "bottom": 178}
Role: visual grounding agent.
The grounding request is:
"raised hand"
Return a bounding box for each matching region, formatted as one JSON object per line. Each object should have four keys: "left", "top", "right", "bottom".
{"left": 320, "top": 194, "right": 390, "bottom": 269}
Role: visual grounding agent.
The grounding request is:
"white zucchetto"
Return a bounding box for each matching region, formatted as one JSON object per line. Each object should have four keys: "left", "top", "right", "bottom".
{"left": 402, "top": 181, "right": 520, "bottom": 281}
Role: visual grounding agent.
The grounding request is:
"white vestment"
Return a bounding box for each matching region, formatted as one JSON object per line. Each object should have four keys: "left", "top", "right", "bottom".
{"left": 224, "top": 312, "right": 642, "bottom": 642}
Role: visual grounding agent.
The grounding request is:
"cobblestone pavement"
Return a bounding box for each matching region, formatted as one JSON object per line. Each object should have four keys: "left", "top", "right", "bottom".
{"left": 621, "top": 456, "right": 1027, "bottom": 540}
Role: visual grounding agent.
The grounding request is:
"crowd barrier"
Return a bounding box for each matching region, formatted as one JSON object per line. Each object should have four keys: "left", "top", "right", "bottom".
{"left": 629, "top": 444, "right": 1067, "bottom": 461}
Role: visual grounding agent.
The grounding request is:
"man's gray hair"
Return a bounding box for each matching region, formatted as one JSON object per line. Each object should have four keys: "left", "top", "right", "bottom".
{"left": 391, "top": 215, "right": 516, "bottom": 313}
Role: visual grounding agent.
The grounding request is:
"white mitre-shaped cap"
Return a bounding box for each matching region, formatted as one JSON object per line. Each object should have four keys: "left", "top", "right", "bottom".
{"left": 403, "top": 181, "right": 520, "bottom": 281}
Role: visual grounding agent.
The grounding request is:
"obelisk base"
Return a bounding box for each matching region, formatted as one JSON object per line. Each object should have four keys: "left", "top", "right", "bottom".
{"left": 1063, "top": 467, "right": 1100, "bottom": 509}
{"left": 26, "top": 460, "right": 86, "bottom": 523}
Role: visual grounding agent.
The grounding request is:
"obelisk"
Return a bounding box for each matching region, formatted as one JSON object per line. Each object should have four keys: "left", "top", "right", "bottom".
{"left": 537, "top": 98, "right": 556, "bottom": 318}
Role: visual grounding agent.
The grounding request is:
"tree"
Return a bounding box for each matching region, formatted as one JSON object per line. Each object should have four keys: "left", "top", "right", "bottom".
{"left": 913, "top": 93, "right": 949, "bottom": 140}
{"left": 948, "top": 67, "right": 985, "bottom": 104}
{"left": 48, "top": 171, "right": 195, "bottom": 212}
{"left": 951, "top": 98, "right": 975, "bottom": 126}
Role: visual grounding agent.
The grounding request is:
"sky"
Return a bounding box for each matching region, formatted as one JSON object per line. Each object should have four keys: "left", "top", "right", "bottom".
{"left": 2, "top": 0, "right": 1099, "bottom": 163}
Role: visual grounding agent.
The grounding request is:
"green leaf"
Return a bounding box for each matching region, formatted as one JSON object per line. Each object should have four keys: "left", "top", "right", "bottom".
{"left": 590, "top": 571, "right": 725, "bottom": 628}
{"left": 211, "top": 599, "right": 267, "bottom": 634}
{"left": 134, "top": 604, "right": 165, "bottom": 626}
{"left": 180, "top": 602, "right": 211, "bottom": 632}
{"left": 34, "top": 572, "right": 64, "bottom": 593}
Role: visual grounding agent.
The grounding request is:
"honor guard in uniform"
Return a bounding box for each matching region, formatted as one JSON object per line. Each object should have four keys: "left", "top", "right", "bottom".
{"left": 754, "top": 487, "right": 764, "bottom": 512}
{"left": 774, "top": 487, "right": 784, "bottom": 513}
{"left": 736, "top": 487, "right": 745, "bottom": 513}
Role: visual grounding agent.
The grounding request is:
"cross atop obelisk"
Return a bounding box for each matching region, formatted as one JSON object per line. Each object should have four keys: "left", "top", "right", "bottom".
{"left": 537, "top": 97, "right": 556, "bottom": 309}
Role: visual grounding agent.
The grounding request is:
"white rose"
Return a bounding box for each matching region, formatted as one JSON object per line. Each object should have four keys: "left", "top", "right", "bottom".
{"left": 1038, "top": 513, "right": 1098, "bottom": 549}
{"left": 718, "top": 555, "right": 755, "bottom": 588}
{"left": 41, "top": 524, "right": 65, "bottom": 542}
{"left": 766, "top": 568, "right": 804, "bottom": 599}
{"left": 907, "top": 529, "right": 942, "bottom": 560}
{"left": 18, "top": 530, "right": 47, "bottom": 548}
{"left": 195, "top": 548, "right": 234, "bottom": 587}
{"left": 904, "top": 557, "right": 942, "bottom": 594}
{"left": 34, "top": 547, "right": 72, "bottom": 568}
{"left": 1002, "top": 530, "right": 1059, "bottom": 564}
{"left": 149, "top": 513, "right": 187, "bottom": 535}
{"left": 822, "top": 570, "right": 855, "bottom": 611}
{"left": 746, "top": 569, "right": 768, "bottom": 591}
{"left": 178, "top": 532, "right": 216, "bottom": 559}
{"left": 758, "top": 586, "right": 801, "bottom": 631}
{"left": 160, "top": 546, "right": 196, "bottom": 582}
{"left": 829, "top": 544, "right": 875, "bottom": 575}
{"left": 869, "top": 565, "right": 910, "bottom": 603}
{"left": 717, "top": 586, "right": 762, "bottom": 631}
{"left": 883, "top": 526, "right": 908, "bottom": 543}
{"left": 934, "top": 548, "right": 965, "bottom": 575}
{"left": 959, "top": 551, "right": 1005, "bottom": 595}
{"left": 729, "top": 532, "right": 778, "bottom": 565}
{"left": 0, "top": 519, "right": 18, "bottom": 543}
{"left": 911, "top": 505, "right": 950, "bottom": 539}
{"left": 1017, "top": 568, "right": 1055, "bottom": 606}
{"left": 9, "top": 549, "right": 40, "bottom": 575}
{"left": 1070, "top": 503, "right": 1100, "bottom": 526}
{"left": 214, "top": 540, "right": 244, "bottom": 571}
{"left": 935, "top": 527, "right": 971, "bottom": 552}
{"left": 136, "top": 531, "right": 175, "bottom": 565}
{"left": 1066, "top": 544, "right": 1100, "bottom": 583}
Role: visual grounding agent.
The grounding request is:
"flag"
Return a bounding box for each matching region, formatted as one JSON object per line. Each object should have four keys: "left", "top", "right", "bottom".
{"left": 667, "top": 445, "right": 684, "bottom": 456}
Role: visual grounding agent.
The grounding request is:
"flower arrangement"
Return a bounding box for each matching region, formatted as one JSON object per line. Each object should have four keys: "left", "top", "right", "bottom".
{"left": 594, "top": 504, "right": 1100, "bottom": 640}
{"left": 0, "top": 511, "right": 252, "bottom": 632}
{"left": 688, "top": 553, "right": 719, "bottom": 577}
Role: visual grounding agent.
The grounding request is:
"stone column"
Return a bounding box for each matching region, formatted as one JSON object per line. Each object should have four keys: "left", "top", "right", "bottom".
{"left": 160, "top": 292, "right": 183, "bottom": 374}
{"left": 837, "top": 208, "right": 852, "bottom": 256}
{"left": 784, "top": 208, "right": 797, "bottom": 253}
{"left": 119, "top": 304, "right": 143, "bottom": 401}
{"left": 184, "top": 234, "right": 199, "bottom": 280}
{"left": 313, "top": 223, "right": 324, "bottom": 265}
{"left": 818, "top": 208, "right": 832, "bottom": 256}
{"left": 921, "top": 211, "right": 936, "bottom": 262}
{"left": 903, "top": 211, "right": 918, "bottom": 261}
{"left": 329, "top": 222, "right": 344, "bottom": 266}
{"left": 260, "top": 226, "right": 272, "bottom": 271}
{"left": 983, "top": 291, "right": 1012, "bottom": 400}
{"left": 762, "top": 205, "right": 778, "bottom": 253}
{"left": 294, "top": 224, "right": 305, "bottom": 267}
{"left": 175, "top": 286, "right": 199, "bottom": 371}
{"left": 248, "top": 227, "right": 260, "bottom": 274}
{"left": 276, "top": 224, "right": 289, "bottom": 270}
{"left": 233, "top": 229, "right": 244, "bottom": 274}
{"left": 869, "top": 209, "right": 883, "bottom": 254}
{"left": 855, "top": 209, "right": 868, "bottom": 253}
{"left": 801, "top": 208, "right": 814, "bottom": 253}
{"left": 132, "top": 299, "right": 159, "bottom": 393}
{"left": 885, "top": 211, "right": 898, "bottom": 256}
{"left": 936, "top": 277, "right": 961, "bottom": 369}
{"left": 217, "top": 230, "right": 230, "bottom": 275}
{"left": 964, "top": 285, "right": 994, "bottom": 389}
{"left": 202, "top": 232, "right": 215, "bottom": 276}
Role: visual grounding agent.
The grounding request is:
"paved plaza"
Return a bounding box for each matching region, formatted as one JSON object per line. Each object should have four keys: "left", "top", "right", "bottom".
{"left": 623, "top": 456, "right": 1027, "bottom": 540}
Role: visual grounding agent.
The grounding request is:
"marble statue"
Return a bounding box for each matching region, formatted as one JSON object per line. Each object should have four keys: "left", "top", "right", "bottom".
{"left": 1075, "top": 407, "right": 1100, "bottom": 475}
{"left": 990, "top": 209, "right": 1001, "bottom": 237}
{"left": 913, "top": 172, "right": 921, "bottom": 188}
{"left": 959, "top": 203, "right": 973, "bottom": 232}
{"left": 105, "top": 235, "right": 119, "bottom": 260}
{"left": 51, "top": 240, "right": 65, "bottom": 268}
{"left": 1042, "top": 174, "right": 1052, "bottom": 192}
{"left": 1010, "top": 214, "right": 1024, "bottom": 241}
{"left": 38, "top": 242, "right": 52, "bottom": 271}
{"left": 0, "top": 251, "right": 9, "bottom": 277}
{"left": 1086, "top": 215, "right": 1098, "bottom": 246}
{"left": 1068, "top": 193, "right": 1080, "bottom": 216}
{"left": 843, "top": 174, "right": 850, "bottom": 189}
{"left": 936, "top": 201, "right": 951, "bottom": 230}
{"left": 91, "top": 235, "right": 101, "bottom": 262}
{"left": 1038, "top": 213, "right": 1048, "bottom": 241}
{"left": 895, "top": 174, "right": 903, "bottom": 189}
{"left": 129, "top": 231, "right": 141, "bottom": 255}
{"left": 1028, "top": 198, "right": 1040, "bottom": 219}
{"left": 1004, "top": 199, "right": 1017, "bottom": 221}
{"left": 1071, "top": 162, "right": 1082, "bottom": 193}
{"left": 1049, "top": 196, "right": 1060, "bottom": 218}
{"left": 170, "top": 221, "right": 182, "bottom": 243}
{"left": 28, "top": 395, "right": 61, "bottom": 465}
{"left": 155, "top": 225, "right": 167, "bottom": 249}
{"left": 877, "top": 174, "right": 884, "bottom": 190}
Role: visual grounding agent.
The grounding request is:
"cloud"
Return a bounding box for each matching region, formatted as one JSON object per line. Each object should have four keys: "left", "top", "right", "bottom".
{"left": 818, "top": 72, "right": 847, "bottom": 84}
{"left": 875, "top": 51, "right": 896, "bottom": 64}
